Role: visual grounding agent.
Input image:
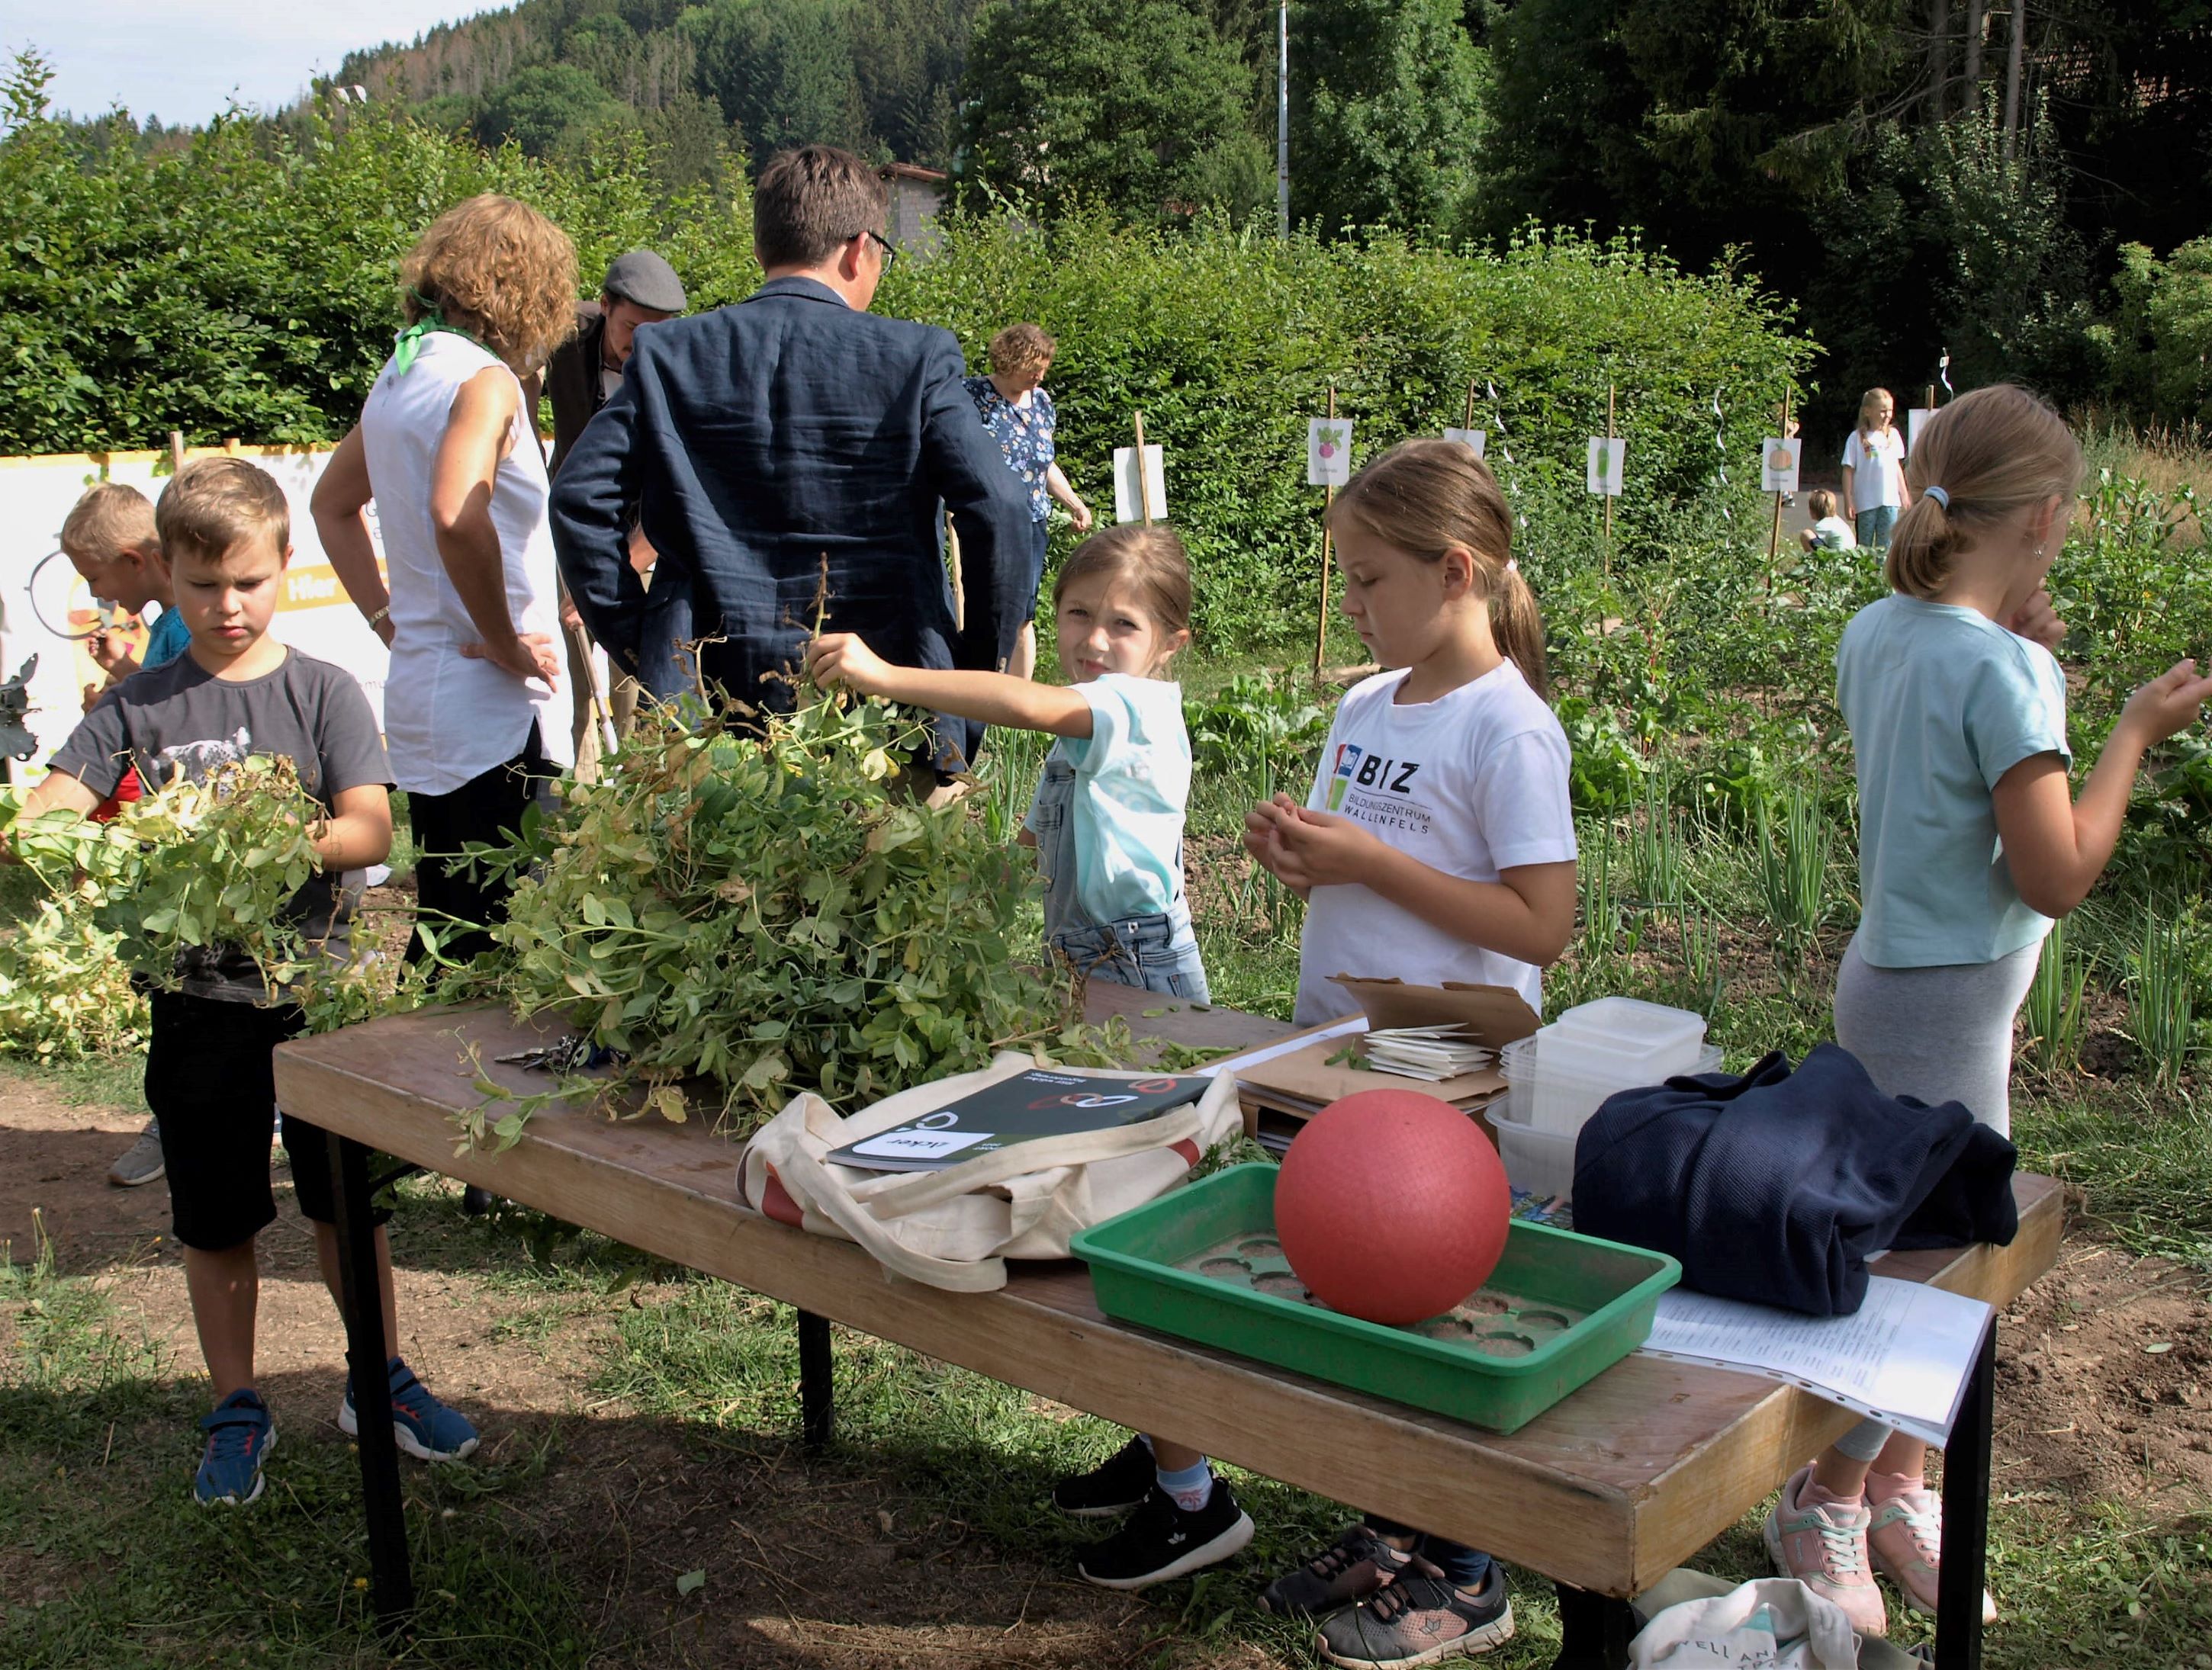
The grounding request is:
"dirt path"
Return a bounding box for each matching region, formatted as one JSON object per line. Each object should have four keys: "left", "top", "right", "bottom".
{"left": 6, "top": 1071, "right": 2209, "bottom": 1665}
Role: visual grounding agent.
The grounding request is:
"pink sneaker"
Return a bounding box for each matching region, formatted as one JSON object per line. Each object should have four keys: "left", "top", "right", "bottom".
{"left": 1866, "top": 1480, "right": 1998, "bottom": 1622}
{"left": 1762, "top": 1466, "right": 1888, "bottom": 1636}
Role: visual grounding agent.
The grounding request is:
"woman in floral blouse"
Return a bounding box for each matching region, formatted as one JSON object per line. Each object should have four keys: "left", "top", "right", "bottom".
{"left": 966, "top": 323, "right": 1093, "bottom": 679}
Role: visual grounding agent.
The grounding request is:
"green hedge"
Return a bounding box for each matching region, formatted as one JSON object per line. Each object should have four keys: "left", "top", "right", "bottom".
{"left": 2, "top": 64, "right": 1812, "bottom": 650}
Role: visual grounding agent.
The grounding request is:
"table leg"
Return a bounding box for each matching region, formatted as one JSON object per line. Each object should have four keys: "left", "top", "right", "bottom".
{"left": 327, "top": 1134, "right": 414, "bottom": 1626}
{"left": 1553, "top": 1582, "right": 1635, "bottom": 1669}
{"left": 1935, "top": 1314, "right": 1996, "bottom": 1670}
{"left": 798, "top": 1309, "right": 834, "bottom": 1452}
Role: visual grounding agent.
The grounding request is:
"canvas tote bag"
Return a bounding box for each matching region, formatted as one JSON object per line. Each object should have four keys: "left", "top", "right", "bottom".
{"left": 740, "top": 1053, "right": 1243, "bottom": 1292}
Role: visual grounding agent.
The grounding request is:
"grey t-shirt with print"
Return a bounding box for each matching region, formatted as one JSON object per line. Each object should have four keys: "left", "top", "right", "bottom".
{"left": 52, "top": 648, "right": 392, "bottom": 1004}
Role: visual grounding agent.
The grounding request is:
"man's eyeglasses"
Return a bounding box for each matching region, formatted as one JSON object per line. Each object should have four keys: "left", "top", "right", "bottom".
{"left": 860, "top": 228, "right": 898, "bottom": 275}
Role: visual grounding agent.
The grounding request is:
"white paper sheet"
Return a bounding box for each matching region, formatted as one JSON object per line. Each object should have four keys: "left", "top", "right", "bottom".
{"left": 1307, "top": 418, "right": 1353, "bottom": 487}
{"left": 1587, "top": 436, "right": 1625, "bottom": 496}
{"left": 1113, "top": 444, "right": 1167, "bottom": 523}
{"left": 1442, "top": 426, "right": 1487, "bottom": 459}
{"left": 1638, "top": 1276, "right": 1992, "bottom": 1445}
{"left": 1761, "top": 437, "right": 1801, "bottom": 493}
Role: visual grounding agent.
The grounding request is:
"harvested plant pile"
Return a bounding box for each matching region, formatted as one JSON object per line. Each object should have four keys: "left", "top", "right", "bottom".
{"left": 474, "top": 696, "right": 1104, "bottom": 1135}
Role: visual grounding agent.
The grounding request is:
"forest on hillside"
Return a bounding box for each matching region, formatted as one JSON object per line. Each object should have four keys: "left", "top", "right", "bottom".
{"left": 30, "top": 1, "right": 2212, "bottom": 438}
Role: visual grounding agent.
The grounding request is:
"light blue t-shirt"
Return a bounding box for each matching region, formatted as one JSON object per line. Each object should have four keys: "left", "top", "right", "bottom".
{"left": 1837, "top": 595, "right": 2071, "bottom": 968}
{"left": 1030, "top": 673, "right": 1191, "bottom": 924}
{"left": 143, "top": 603, "right": 191, "bottom": 671}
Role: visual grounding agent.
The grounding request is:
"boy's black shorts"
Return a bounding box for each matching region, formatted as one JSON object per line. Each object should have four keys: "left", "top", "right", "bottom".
{"left": 146, "top": 991, "right": 393, "bottom": 1251}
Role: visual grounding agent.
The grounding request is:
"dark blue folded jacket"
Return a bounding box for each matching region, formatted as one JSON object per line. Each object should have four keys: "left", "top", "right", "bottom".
{"left": 1571, "top": 1044, "right": 2018, "bottom": 1316}
{"left": 549, "top": 276, "right": 1034, "bottom": 764}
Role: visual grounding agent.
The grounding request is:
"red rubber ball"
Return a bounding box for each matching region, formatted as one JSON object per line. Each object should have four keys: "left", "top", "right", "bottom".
{"left": 1272, "top": 1087, "right": 1511, "bottom": 1326}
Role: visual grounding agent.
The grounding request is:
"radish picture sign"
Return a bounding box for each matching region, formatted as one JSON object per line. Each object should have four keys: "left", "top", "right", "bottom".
{"left": 1307, "top": 418, "right": 1353, "bottom": 487}
{"left": 1442, "top": 427, "right": 1487, "bottom": 460}
{"left": 1587, "top": 436, "right": 1625, "bottom": 497}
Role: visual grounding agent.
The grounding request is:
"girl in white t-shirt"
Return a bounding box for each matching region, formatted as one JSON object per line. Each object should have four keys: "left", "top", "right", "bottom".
{"left": 1842, "top": 387, "right": 1911, "bottom": 551}
{"left": 1039, "top": 442, "right": 1577, "bottom": 1660}
{"left": 807, "top": 524, "right": 1207, "bottom": 1000}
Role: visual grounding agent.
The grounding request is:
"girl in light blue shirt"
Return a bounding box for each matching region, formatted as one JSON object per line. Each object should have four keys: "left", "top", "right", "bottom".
{"left": 1770, "top": 384, "right": 2212, "bottom": 1634}
{"left": 806, "top": 524, "right": 1206, "bottom": 1000}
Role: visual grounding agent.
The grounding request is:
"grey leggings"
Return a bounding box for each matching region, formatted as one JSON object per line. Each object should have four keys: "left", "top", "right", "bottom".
{"left": 1828, "top": 935, "right": 2040, "bottom": 1461}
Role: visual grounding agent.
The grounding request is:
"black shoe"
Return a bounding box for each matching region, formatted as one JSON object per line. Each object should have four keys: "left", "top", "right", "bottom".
{"left": 1052, "top": 1434, "right": 1156, "bottom": 1518}
{"left": 461, "top": 1185, "right": 494, "bottom": 1217}
{"left": 1315, "top": 1559, "right": 1515, "bottom": 1668}
{"left": 1261, "top": 1521, "right": 1416, "bottom": 1617}
{"left": 1076, "top": 1479, "right": 1255, "bottom": 1591}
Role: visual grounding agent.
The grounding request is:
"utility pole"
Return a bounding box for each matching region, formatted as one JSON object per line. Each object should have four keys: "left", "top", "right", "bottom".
{"left": 1277, "top": 3, "right": 1290, "bottom": 239}
{"left": 2002, "top": 0, "right": 2026, "bottom": 159}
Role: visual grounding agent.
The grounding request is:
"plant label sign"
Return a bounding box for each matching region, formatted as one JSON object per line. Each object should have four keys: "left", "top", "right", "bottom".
{"left": 1586, "top": 437, "right": 1625, "bottom": 497}
{"left": 1112, "top": 444, "right": 1167, "bottom": 524}
{"left": 1907, "top": 407, "right": 1936, "bottom": 455}
{"left": 1443, "top": 427, "right": 1487, "bottom": 459}
{"left": 1761, "top": 437, "right": 1801, "bottom": 494}
{"left": 1307, "top": 418, "right": 1353, "bottom": 487}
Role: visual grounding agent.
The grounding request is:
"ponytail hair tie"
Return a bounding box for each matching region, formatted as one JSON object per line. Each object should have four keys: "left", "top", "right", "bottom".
{"left": 1504, "top": 557, "right": 1519, "bottom": 573}
{"left": 1924, "top": 485, "right": 1950, "bottom": 509}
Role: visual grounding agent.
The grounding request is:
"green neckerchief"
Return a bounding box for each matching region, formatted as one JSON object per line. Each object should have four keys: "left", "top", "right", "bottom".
{"left": 391, "top": 294, "right": 483, "bottom": 377}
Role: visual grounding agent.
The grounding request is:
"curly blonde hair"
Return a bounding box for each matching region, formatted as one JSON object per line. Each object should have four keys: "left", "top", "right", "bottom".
{"left": 400, "top": 194, "right": 578, "bottom": 373}
{"left": 989, "top": 323, "right": 1056, "bottom": 380}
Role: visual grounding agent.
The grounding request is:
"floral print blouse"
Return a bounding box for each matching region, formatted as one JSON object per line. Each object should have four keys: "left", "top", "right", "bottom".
{"left": 965, "top": 375, "right": 1056, "bottom": 522}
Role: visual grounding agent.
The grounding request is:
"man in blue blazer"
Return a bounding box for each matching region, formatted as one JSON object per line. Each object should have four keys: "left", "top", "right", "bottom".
{"left": 550, "top": 145, "right": 1031, "bottom": 767}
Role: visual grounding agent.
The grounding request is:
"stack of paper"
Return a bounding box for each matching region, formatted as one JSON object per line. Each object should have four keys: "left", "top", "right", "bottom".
{"left": 1362, "top": 1026, "right": 1497, "bottom": 1083}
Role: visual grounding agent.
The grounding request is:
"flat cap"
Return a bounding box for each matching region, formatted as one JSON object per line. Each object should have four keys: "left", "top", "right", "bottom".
{"left": 603, "top": 249, "right": 687, "bottom": 314}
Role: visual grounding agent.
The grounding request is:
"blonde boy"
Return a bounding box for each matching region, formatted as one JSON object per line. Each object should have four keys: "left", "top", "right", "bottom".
{"left": 60, "top": 482, "right": 188, "bottom": 686}
{"left": 24, "top": 458, "right": 479, "bottom": 1506}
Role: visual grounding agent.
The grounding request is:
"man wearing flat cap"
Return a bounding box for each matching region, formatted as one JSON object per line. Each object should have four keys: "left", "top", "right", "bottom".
{"left": 539, "top": 250, "right": 689, "bottom": 746}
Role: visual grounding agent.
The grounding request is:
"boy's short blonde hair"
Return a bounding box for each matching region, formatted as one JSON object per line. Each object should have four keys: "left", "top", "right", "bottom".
{"left": 1807, "top": 488, "right": 1837, "bottom": 519}
{"left": 59, "top": 482, "right": 158, "bottom": 562}
{"left": 157, "top": 458, "right": 291, "bottom": 567}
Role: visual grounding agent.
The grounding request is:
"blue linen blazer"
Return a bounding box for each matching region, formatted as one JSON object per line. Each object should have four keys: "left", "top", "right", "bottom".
{"left": 549, "top": 276, "right": 1032, "bottom": 762}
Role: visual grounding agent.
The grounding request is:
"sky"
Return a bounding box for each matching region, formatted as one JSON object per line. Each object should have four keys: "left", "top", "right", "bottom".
{"left": 0, "top": 2, "right": 495, "bottom": 125}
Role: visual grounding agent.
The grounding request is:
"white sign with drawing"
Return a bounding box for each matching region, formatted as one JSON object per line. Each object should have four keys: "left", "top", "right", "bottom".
{"left": 1907, "top": 407, "right": 1936, "bottom": 455}
{"left": 1442, "top": 427, "right": 1487, "bottom": 460}
{"left": 1112, "top": 445, "right": 1167, "bottom": 524}
{"left": 1761, "top": 437, "right": 1801, "bottom": 494}
{"left": 1307, "top": 418, "right": 1353, "bottom": 487}
{"left": 1586, "top": 437, "right": 1625, "bottom": 497}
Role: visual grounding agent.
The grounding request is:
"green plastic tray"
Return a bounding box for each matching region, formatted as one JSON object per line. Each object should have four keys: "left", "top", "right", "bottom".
{"left": 1070, "top": 1164, "right": 1680, "bottom": 1433}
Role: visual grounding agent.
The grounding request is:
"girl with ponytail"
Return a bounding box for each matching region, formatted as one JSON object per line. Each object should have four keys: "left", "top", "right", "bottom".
{"left": 1767, "top": 384, "right": 2212, "bottom": 1635}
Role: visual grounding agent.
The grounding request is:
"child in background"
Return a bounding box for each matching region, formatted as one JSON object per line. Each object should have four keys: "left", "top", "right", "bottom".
{"left": 59, "top": 482, "right": 195, "bottom": 1188}
{"left": 1841, "top": 387, "right": 1910, "bottom": 550}
{"left": 808, "top": 523, "right": 1207, "bottom": 1000}
{"left": 1046, "top": 442, "right": 1575, "bottom": 1668}
{"left": 1769, "top": 385, "right": 2212, "bottom": 1635}
{"left": 17, "top": 458, "right": 481, "bottom": 1508}
{"left": 1799, "top": 488, "right": 1857, "bottom": 554}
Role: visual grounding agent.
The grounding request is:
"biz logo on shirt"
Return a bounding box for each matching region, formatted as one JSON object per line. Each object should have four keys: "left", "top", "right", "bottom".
{"left": 1326, "top": 743, "right": 1364, "bottom": 809}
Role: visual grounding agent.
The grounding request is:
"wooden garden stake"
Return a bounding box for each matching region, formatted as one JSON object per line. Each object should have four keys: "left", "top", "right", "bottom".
{"left": 1603, "top": 384, "right": 1616, "bottom": 568}
{"left": 1133, "top": 410, "right": 1155, "bottom": 525}
{"left": 1765, "top": 387, "right": 1793, "bottom": 596}
{"left": 168, "top": 431, "right": 185, "bottom": 474}
{"left": 1462, "top": 379, "right": 1478, "bottom": 432}
{"left": 1313, "top": 386, "right": 1336, "bottom": 682}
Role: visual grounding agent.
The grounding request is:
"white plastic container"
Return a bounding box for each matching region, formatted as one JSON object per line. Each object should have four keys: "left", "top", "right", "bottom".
{"left": 1491, "top": 1036, "right": 1724, "bottom": 1201}
{"left": 1502, "top": 1033, "right": 1724, "bottom": 1138}
{"left": 1527, "top": 998, "right": 1711, "bottom": 1135}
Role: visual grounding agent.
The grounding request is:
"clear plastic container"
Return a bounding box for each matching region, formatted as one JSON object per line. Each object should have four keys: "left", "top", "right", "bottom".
{"left": 1548, "top": 997, "right": 1708, "bottom": 1061}
{"left": 1502, "top": 1034, "right": 1725, "bottom": 1138}
{"left": 1492, "top": 1111, "right": 1581, "bottom": 1202}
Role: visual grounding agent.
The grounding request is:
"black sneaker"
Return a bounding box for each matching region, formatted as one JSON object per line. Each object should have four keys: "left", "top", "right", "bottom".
{"left": 1316, "top": 1559, "right": 1515, "bottom": 1668}
{"left": 1261, "top": 1521, "right": 1416, "bottom": 1617}
{"left": 1053, "top": 1434, "right": 1159, "bottom": 1518}
{"left": 1076, "top": 1479, "right": 1255, "bottom": 1591}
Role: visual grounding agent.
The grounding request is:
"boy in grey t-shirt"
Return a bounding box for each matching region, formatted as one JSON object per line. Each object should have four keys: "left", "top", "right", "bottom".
{"left": 18, "top": 458, "right": 481, "bottom": 1507}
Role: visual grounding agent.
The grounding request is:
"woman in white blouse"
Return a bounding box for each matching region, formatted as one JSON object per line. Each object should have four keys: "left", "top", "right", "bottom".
{"left": 313, "top": 194, "right": 579, "bottom": 966}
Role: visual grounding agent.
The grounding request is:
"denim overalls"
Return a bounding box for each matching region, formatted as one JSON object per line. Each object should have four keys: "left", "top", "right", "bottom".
{"left": 1028, "top": 752, "right": 1210, "bottom": 1000}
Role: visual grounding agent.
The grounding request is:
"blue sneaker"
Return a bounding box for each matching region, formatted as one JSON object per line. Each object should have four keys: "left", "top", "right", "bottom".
{"left": 339, "top": 1355, "right": 480, "bottom": 1462}
{"left": 195, "top": 1389, "right": 275, "bottom": 1506}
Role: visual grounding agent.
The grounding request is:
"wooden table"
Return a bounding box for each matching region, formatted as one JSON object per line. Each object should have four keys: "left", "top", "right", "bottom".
{"left": 275, "top": 987, "right": 2059, "bottom": 1670}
